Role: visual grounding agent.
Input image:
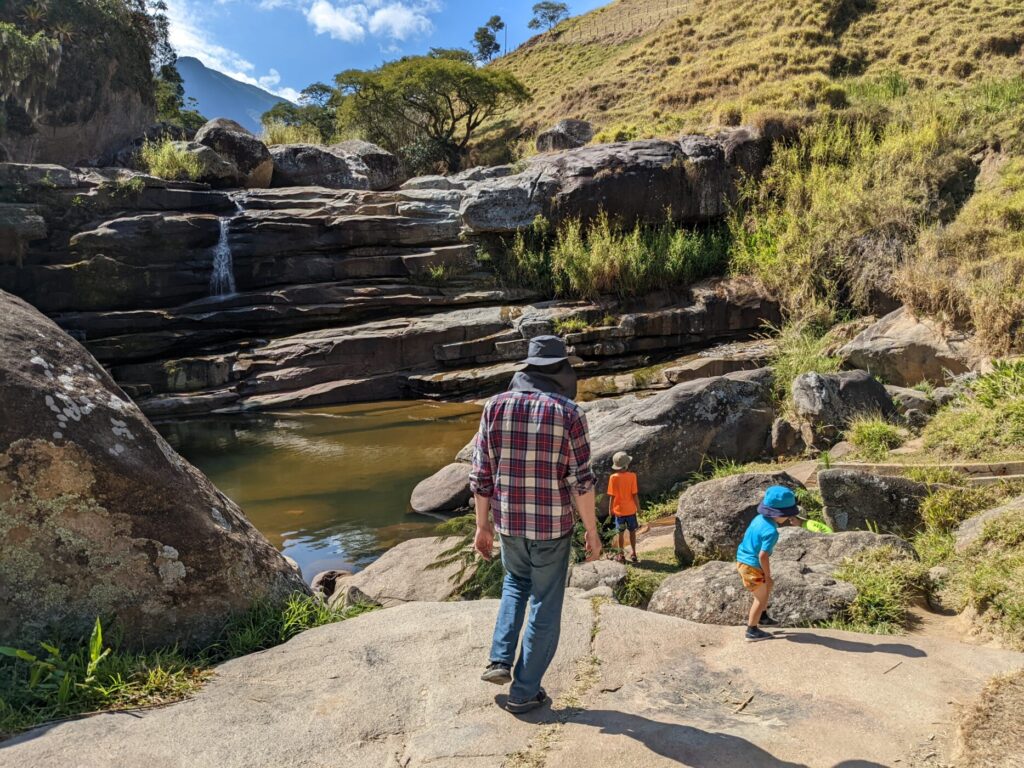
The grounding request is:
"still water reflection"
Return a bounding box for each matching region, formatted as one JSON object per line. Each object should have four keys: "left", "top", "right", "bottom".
{"left": 158, "top": 401, "right": 481, "bottom": 582}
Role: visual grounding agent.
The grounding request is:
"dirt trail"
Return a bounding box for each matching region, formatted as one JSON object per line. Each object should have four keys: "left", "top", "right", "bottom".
{"left": 4, "top": 599, "right": 1022, "bottom": 768}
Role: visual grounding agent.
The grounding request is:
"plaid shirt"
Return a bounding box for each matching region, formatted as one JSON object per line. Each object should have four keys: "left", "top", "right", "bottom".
{"left": 470, "top": 390, "right": 595, "bottom": 540}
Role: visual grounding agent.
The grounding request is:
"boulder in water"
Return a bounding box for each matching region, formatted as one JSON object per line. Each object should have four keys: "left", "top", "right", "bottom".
{"left": 0, "top": 290, "right": 307, "bottom": 649}
{"left": 410, "top": 462, "right": 471, "bottom": 515}
{"left": 194, "top": 118, "right": 273, "bottom": 189}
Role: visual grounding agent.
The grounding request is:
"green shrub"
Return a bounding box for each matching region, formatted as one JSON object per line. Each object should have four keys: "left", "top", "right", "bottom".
{"left": 261, "top": 120, "right": 324, "bottom": 146}
{"left": 833, "top": 547, "right": 926, "bottom": 634}
{"left": 553, "top": 315, "right": 591, "bottom": 335}
{"left": 0, "top": 593, "right": 361, "bottom": 738}
{"left": 637, "top": 492, "right": 680, "bottom": 524}
{"left": 139, "top": 139, "right": 203, "bottom": 181}
{"left": 845, "top": 415, "right": 906, "bottom": 461}
{"left": 922, "top": 362, "right": 1024, "bottom": 458}
{"left": 615, "top": 569, "right": 667, "bottom": 609}
{"left": 498, "top": 214, "right": 730, "bottom": 300}
{"left": 765, "top": 320, "right": 843, "bottom": 404}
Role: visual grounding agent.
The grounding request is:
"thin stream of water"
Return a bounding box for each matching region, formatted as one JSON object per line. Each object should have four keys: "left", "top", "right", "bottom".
{"left": 210, "top": 201, "right": 242, "bottom": 296}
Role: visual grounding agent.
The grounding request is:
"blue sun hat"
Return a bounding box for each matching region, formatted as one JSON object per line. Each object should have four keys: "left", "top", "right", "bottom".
{"left": 758, "top": 485, "right": 804, "bottom": 519}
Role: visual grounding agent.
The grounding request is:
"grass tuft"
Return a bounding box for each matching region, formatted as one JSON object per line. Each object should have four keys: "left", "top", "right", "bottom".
{"left": 139, "top": 139, "right": 203, "bottom": 181}
{"left": 845, "top": 415, "right": 906, "bottom": 461}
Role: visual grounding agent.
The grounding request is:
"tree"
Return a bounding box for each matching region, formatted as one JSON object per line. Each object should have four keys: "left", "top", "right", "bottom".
{"left": 473, "top": 16, "right": 505, "bottom": 62}
{"left": 528, "top": 2, "right": 569, "bottom": 31}
{"left": 260, "top": 82, "right": 338, "bottom": 143}
{"left": 335, "top": 53, "right": 530, "bottom": 173}
{"left": 154, "top": 61, "right": 206, "bottom": 133}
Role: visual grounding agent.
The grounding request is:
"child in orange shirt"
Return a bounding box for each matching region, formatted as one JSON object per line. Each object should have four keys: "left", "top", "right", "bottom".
{"left": 607, "top": 451, "right": 640, "bottom": 563}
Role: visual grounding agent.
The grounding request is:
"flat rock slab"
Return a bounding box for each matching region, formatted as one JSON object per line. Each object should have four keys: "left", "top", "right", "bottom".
{"left": 4, "top": 601, "right": 1022, "bottom": 768}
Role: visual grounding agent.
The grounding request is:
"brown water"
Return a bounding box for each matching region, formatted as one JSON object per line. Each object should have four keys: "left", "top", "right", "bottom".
{"left": 158, "top": 401, "right": 481, "bottom": 582}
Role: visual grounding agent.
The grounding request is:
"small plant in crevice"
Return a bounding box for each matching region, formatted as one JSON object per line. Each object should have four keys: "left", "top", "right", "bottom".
{"left": 845, "top": 414, "right": 906, "bottom": 461}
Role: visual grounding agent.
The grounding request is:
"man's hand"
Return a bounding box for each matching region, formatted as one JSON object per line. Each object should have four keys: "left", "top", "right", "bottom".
{"left": 474, "top": 524, "right": 495, "bottom": 560}
{"left": 584, "top": 527, "right": 602, "bottom": 562}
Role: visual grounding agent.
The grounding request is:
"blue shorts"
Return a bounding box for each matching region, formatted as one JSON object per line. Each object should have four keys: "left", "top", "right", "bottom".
{"left": 614, "top": 514, "right": 638, "bottom": 532}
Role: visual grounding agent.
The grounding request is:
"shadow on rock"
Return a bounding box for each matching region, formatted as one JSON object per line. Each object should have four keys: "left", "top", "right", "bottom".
{"left": 569, "top": 709, "right": 887, "bottom": 767}
{"left": 776, "top": 631, "right": 927, "bottom": 658}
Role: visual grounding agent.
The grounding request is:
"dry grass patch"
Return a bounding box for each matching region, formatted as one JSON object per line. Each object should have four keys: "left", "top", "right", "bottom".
{"left": 954, "top": 670, "right": 1024, "bottom": 767}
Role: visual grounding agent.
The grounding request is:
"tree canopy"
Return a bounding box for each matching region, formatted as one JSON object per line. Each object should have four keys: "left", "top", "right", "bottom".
{"left": 261, "top": 82, "right": 338, "bottom": 142}
{"left": 473, "top": 16, "right": 505, "bottom": 62}
{"left": 335, "top": 51, "right": 530, "bottom": 173}
{"left": 528, "top": 2, "right": 570, "bottom": 31}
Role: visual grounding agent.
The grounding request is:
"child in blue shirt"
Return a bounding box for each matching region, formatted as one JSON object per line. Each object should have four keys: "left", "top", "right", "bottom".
{"left": 736, "top": 485, "right": 803, "bottom": 641}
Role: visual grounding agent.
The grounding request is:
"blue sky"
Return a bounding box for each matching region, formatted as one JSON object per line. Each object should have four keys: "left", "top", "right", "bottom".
{"left": 165, "top": 0, "right": 606, "bottom": 102}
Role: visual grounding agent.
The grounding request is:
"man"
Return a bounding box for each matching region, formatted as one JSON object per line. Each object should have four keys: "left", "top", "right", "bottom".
{"left": 470, "top": 335, "right": 601, "bottom": 714}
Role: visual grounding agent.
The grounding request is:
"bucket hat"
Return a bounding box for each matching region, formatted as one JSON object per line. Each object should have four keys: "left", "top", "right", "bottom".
{"left": 757, "top": 485, "right": 805, "bottom": 519}
{"left": 523, "top": 335, "right": 570, "bottom": 366}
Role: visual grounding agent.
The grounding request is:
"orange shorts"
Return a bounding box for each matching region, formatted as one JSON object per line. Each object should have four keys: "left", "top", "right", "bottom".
{"left": 737, "top": 562, "right": 766, "bottom": 591}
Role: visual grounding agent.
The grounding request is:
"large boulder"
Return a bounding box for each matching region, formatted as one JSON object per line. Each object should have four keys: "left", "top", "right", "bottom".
{"left": 773, "top": 526, "right": 916, "bottom": 562}
{"left": 839, "top": 307, "right": 977, "bottom": 387}
{"left": 586, "top": 368, "right": 777, "bottom": 497}
{"left": 409, "top": 462, "right": 471, "bottom": 514}
{"left": 328, "top": 536, "right": 465, "bottom": 607}
{"left": 0, "top": 291, "right": 306, "bottom": 649}
{"left": 269, "top": 141, "right": 402, "bottom": 190}
{"left": 170, "top": 141, "right": 243, "bottom": 188}
{"left": 535, "top": 119, "right": 594, "bottom": 152}
{"left": 648, "top": 559, "right": 857, "bottom": 626}
{"left": 194, "top": 118, "right": 273, "bottom": 188}
{"left": 459, "top": 137, "right": 737, "bottom": 234}
{"left": 818, "top": 469, "right": 930, "bottom": 533}
{"left": 673, "top": 472, "right": 804, "bottom": 565}
{"left": 791, "top": 369, "right": 897, "bottom": 447}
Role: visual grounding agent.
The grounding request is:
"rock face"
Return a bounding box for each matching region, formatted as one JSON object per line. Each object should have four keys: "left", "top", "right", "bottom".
{"left": 409, "top": 462, "right": 471, "bottom": 514}
{"left": 653, "top": 526, "right": 912, "bottom": 625}
{"left": 194, "top": 118, "right": 273, "bottom": 188}
{"left": 269, "top": 141, "right": 402, "bottom": 190}
{"left": 791, "top": 369, "right": 897, "bottom": 447}
{"left": 0, "top": 291, "right": 307, "bottom": 649}
{"left": 536, "top": 119, "right": 594, "bottom": 152}
{"left": 839, "top": 307, "right": 977, "bottom": 386}
{"left": 4, "top": 600, "right": 1022, "bottom": 768}
{"left": 649, "top": 559, "right": 857, "bottom": 626}
{"left": 673, "top": 472, "right": 804, "bottom": 565}
{"left": 568, "top": 559, "right": 628, "bottom": 592}
{"left": 818, "top": 469, "right": 930, "bottom": 533}
{"left": 327, "top": 537, "right": 465, "bottom": 607}
{"left": 585, "top": 368, "right": 776, "bottom": 497}
{"left": 460, "top": 133, "right": 766, "bottom": 233}
{"left": 885, "top": 385, "right": 936, "bottom": 415}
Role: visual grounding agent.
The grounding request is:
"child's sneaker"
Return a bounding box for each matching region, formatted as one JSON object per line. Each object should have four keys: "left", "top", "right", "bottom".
{"left": 745, "top": 627, "right": 773, "bottom": 642}
{"left": 759, "top": 612, "right": 778, "bottom": 627}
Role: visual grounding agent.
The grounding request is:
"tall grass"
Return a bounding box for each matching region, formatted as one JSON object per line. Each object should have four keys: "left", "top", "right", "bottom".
{"left": 502, "top": 214, "right": 730, "bottom": 300}
{"left": 0, "top": 593, "right": 371, "bottom": 738}
{"left": 764, "top": 320, "right": 843, "bottom": 404}
{"left": 261, "top": 121, "right": 324, "bottom": 146}
{"left": 139, "top": 139, "right": 203, "bottom": 181}
{"left": 845, "top": 415, "right": 906, "bottom": 461}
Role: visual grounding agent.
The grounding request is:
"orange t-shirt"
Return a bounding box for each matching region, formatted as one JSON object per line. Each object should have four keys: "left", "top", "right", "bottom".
{"left": 607, "top": 471, "right": 638, "bottom": 517}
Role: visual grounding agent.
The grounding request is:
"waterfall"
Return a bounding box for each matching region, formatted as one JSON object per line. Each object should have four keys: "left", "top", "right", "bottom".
{"left": 210, "top": 201, "right": 242, "bottom": 297}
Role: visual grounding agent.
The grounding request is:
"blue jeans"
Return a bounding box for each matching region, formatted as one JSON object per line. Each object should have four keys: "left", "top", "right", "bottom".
{"left": 489, "top": 532, "right": 572, "bottom": 703}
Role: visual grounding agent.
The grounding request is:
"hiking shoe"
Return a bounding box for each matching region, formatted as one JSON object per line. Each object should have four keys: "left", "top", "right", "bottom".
{"left": 481, "top": 662, "right": 512, "bottom": 685}
{"left": 759, "top": 612, "right": 779, "bottom": 627}
{"left": 745, "top": 627, "right": 773, "bottom": 642}
{"left": 506, "top": 688, "right": 548, "bottom": 714}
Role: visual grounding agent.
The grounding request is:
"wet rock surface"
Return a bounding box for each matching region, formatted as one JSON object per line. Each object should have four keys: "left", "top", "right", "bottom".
{"left": 0, "top": 290, "right": 306, "bottom": 650}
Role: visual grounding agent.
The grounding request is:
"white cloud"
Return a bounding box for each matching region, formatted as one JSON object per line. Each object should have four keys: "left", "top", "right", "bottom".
{"left": 306, "top": 0, "right": 438, "bottom": 43}
{"left": 164, "top": 0, "right": 300, "bottom": 102}
{"left": 306, "top": 0, "right": 367, "bottom": 42}
{"left": 368, "top": 3, "right": 433, "bottom": 40}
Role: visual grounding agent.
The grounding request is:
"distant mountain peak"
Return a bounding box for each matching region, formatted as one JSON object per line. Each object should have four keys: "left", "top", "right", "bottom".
{"left": 178, "top": 56, "right": 293, "bottom": 135}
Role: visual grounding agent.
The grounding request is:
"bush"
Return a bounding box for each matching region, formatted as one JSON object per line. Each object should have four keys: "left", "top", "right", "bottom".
{"left": 614, "top": 569, "right": 666, "bottom": 609}
{"left": 261, "top": 120, "right": 323, "bottom": 146}
{"left": 765, "top": 320, "right": 843, "bottom": 404}
{"left": 139, "top": 139, "right": 202, "bottom": 181}
{"left": 498, "top": 214, "right": 731, "bottom": 300}
{"left": 918, "top": 486, "right": 1006, "bottom": 534}
{"left": 922, "top": 361, "right": 1024, "bottom": 458}
{"left": 0, "top": 593, "right": 366, "bottom": 738}
{"left": 845, "top": 415, "right": 906, "bottom": 461}
{"left": 833, "top": 547, "right": 926, "bottom": 634}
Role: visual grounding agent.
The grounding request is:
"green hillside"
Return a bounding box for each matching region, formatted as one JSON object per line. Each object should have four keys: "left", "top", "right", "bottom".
{"left": 494, "top": 0, "right": 1024, "bottom": 137}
